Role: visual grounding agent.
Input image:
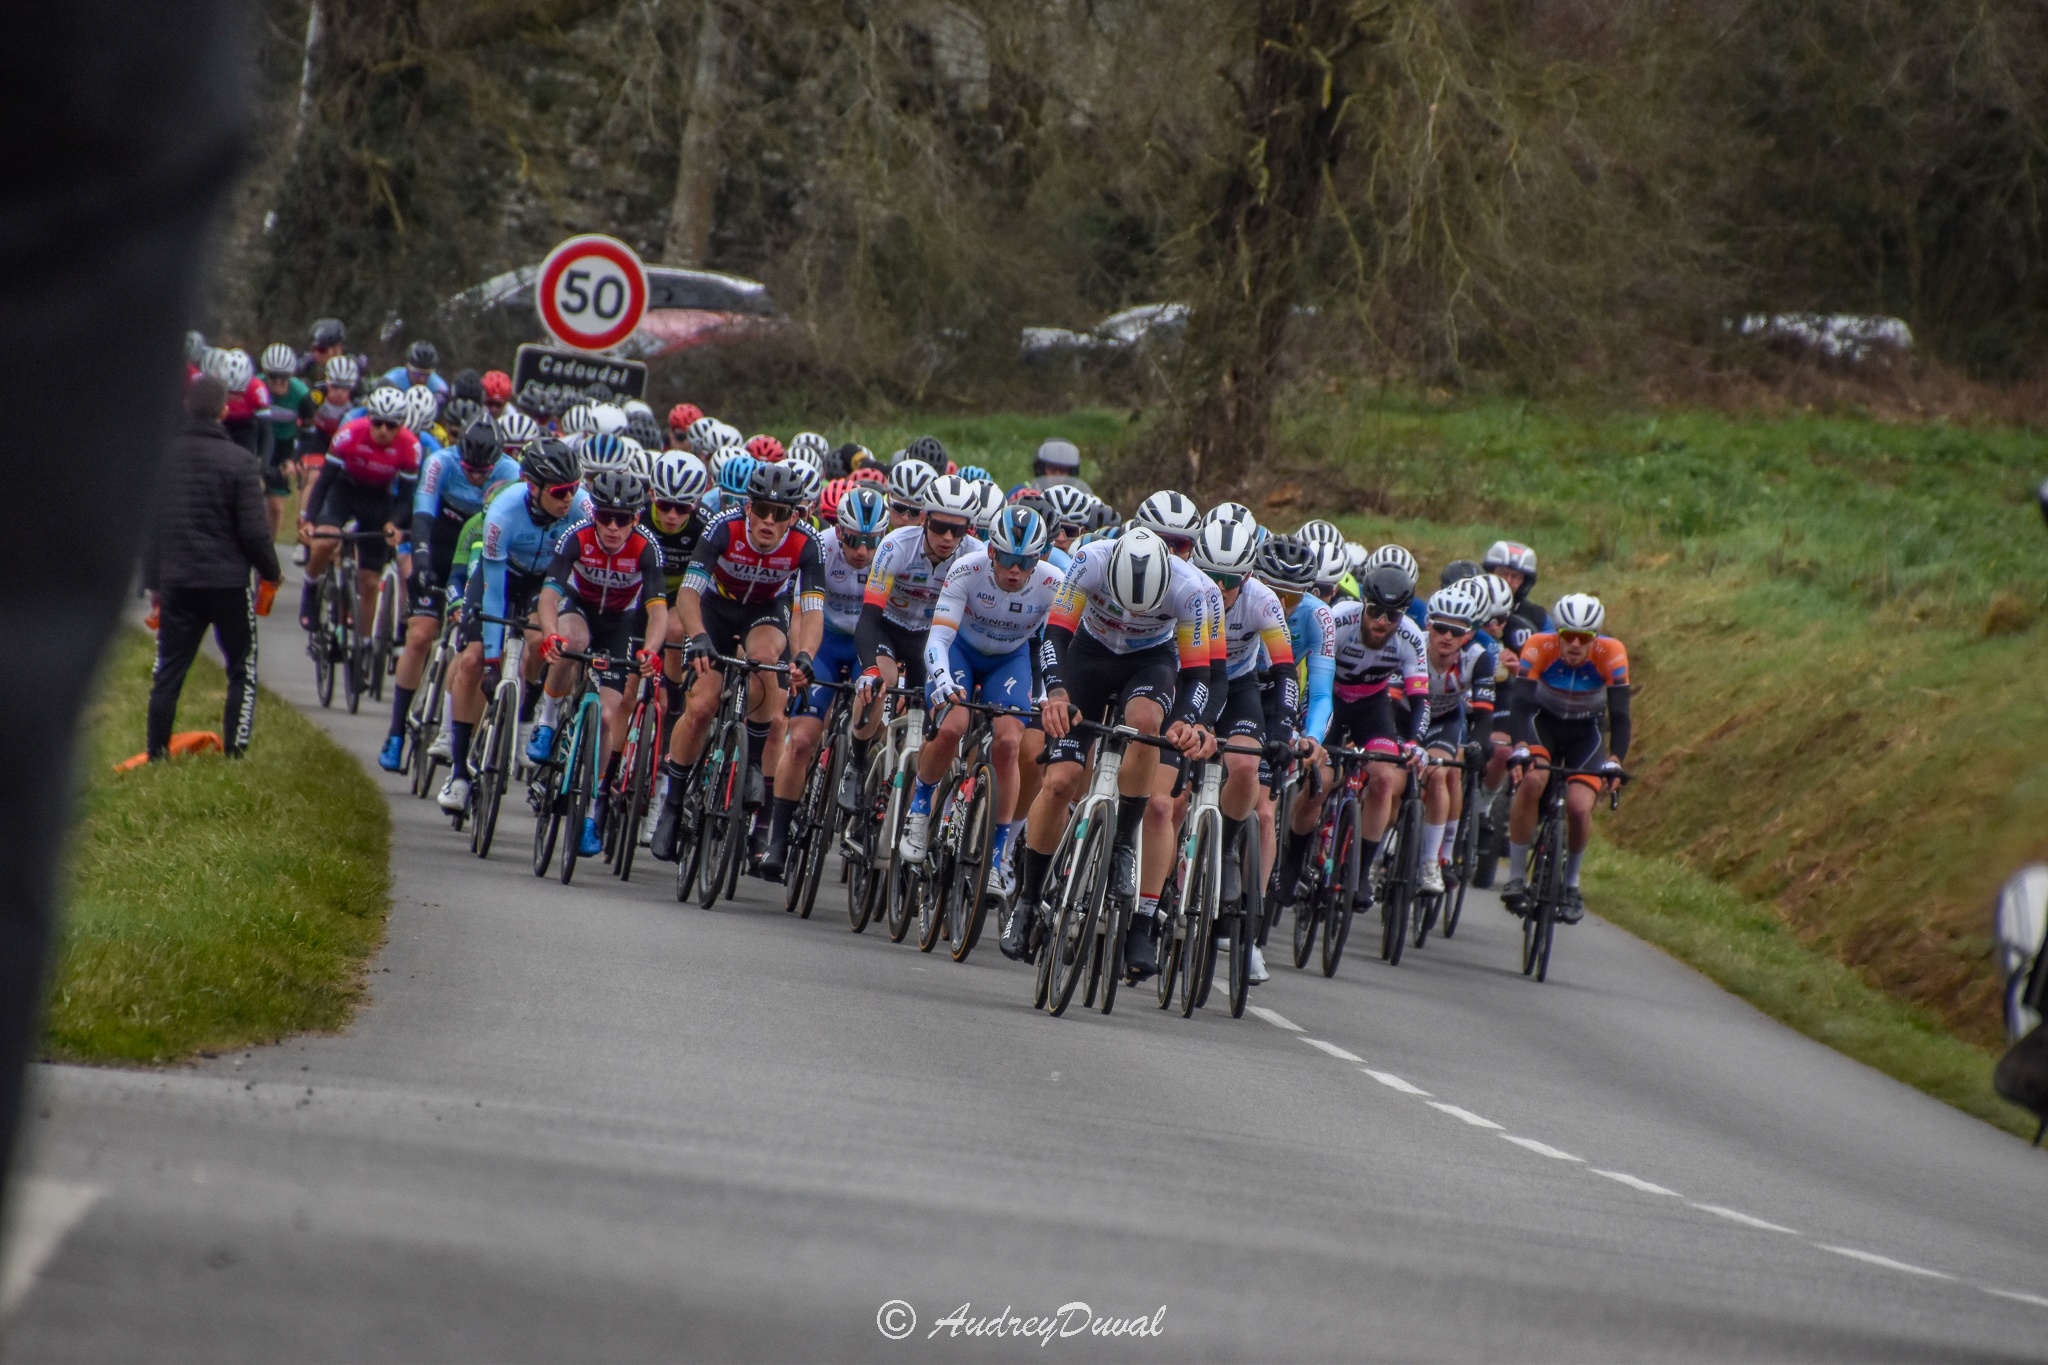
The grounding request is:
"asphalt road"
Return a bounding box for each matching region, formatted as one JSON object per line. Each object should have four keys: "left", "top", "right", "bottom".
{"left": 6, "top": 587, "right": 2048, "bottom": 1361}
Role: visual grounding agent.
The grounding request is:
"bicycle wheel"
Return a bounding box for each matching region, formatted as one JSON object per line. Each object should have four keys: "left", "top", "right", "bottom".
{"left": 698, "top": 723, "right": 743, "bottom": 909}
{"left": 1047, "top": 815, "right": 1110, "bottom": 1018}
{"left": 1474, "top": 784, "right": 1510, "bottom": 889}
{"left": 884, "top": 774, "right": 918, "bottom": 943}
{"left": 312, "top": 576, "right": 340, "bottom": 707}
{"left": 1097, "top": 893, "right": 1127, "bottom": 1015}
{"left": 1155, "top": 863, "right": 1185, "bottom": 1011}
{"left": 370, "top": 570, "right": 398, "bottom": 702}
{"left": 1378, "top": 816, "right": 1411, "bottom": 966}
{"left": 672, "top": 780, "right": 705, "bottom": 904}
{"left": 1227, "top": 818, "right": 1260, "bottom": 1018}
{"left": 559, "top": 699, "right": 599, "bottom": 885}
{"left": 1181, "top": 824, "right": 1215, "bottom": 1016}
{"left": 845, "top": 752, "right": 887, "bottom": 932}
{"left": 1291, "top": 892, "right": 1319, "bottom": 971}
{"left": 1522, "top": 820, "right": 1558, "bottom": 976}
{"left": 410, "top": 669, "right": 442, "bottom": 796}
{"left": 615, "top": 702, "right": 658, "bottom": 882}
{"left": 1444, "top": 805, "right": 1475, "bottom": 939}
{"left": 1324, "top": 799, "right": 1358, "bottom": 976}
{"left": 948, "top": 761, "right": 996, "bottom": 961}
{"left": 475, "top": 693, "right": 515, "bottom": 858}
{"left": 792, "top": 757, "right": 836, "bottom": 920}
{"left": 532, "top": 753, "right": 562, "bottom": 878}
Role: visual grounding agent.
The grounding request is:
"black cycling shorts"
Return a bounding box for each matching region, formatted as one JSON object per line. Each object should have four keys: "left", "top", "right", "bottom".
{"left": 556, "top": 594, "right": 639, "bottom": 692}
{"left": 698, "top": 590, "right": 790, "bottom": 659}
{"left": 1327, "top": 689, "right": 1399, "bottom": 752}
{"left": 869, "top": 618, "right": 928, "bottom": 692}
{"left": 458, "top": 568, "right": 543, "bottom": 652}
{"left": 262, "top": 438, "right": 294, "bottom": 497}
{"left": 1421, "top": 707, "right": 1466, "bottom": 753}
{"left": 1045, "top": 631, "right": 1180, "bottom": 767}
{"left": 1531, "top": 710, "right": 1606, "bottom": 790}
{"left": 313, "top": 478, "right": 398, "bottom": 572}
{"left": 1218, "top": 672, "right": 1267, "bottom": 742}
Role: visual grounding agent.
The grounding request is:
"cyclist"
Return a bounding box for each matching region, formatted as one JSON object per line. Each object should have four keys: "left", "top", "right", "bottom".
{"left": 302, "top": 318, "right": 348, "bottom": 384}
{"left": 258, "top": 344, "right": 314, "bottom": 540}
{"left": 648, "top": 461, "right": 824, "bottom": 861}
{"left": 208, "top": 348, "right": 273, "bottom": 470}
{"left": 303, "top": 355, "right": 359, "bottom": 459}
{"left": 1500, "top": 593, "right": 1630, "bottom": 923}
{"left": 530, "top": 468, "right": 669, "bottom": 858}
{"left": 1483, "top": 540, "right": 1550, "bottom": 647}
{"left": 1366, "top": 544, "right": 1426, "bottom": 628}
{"left": 381, "top": 339, "right": 449, "bottom": 402}
{"left": 886, "top": 459, "right": 936, "bottom": 529}
{"left": 1414, "top": 582, "right": 1494, "bottom": 893}
{"left": 667, "top": 404, "right": 704, "bottom": 449}
{"left": 1040, "top": 484, "right": 1092, "bottom": 559}
{"left": 1194, "top": 513, "right": 1296, "bottom": 984}
{"left": 640, "top": 450, "right": 712, "bottom": 708}
{"left": 755, "top": 484, "right": 890, "bottom": 880}
{"left": 481, "top": 370, "right": 514, "bottom": 423}
{"left": 1015, "top": 526, "right": 1220, "bottom": 977}
{"left": 435, "top": 439, "right": 594, "bottom": 813}
{"left": 1256, "top": 536, "right": 1333, "bottom": 890}
{"left": 851, "top": 474, "right": 984, "bottom": 733}
{"left": 376, "top": 419, "right": 523, "bottom": 771}
{"left": 903, "top": 503, "right": 1061, "bottom": 905}
{"left": 299, "top": 384, "right": 419, "bottom": 637}
{"left": 1274, "top": 564, "right": 1428, "bottom": 913}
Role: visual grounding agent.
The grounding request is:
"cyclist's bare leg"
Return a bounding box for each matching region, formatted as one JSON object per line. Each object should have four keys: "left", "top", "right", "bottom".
{"left": 1256, "top": 784, "right": 1277, "bottom": 878}
{"left": 1507, "top": 760, "right": 1545, "bottom": 844}
{"left": 990, "top": 716, "right": 1024, "bottom": 823}
{"left": 1424, "top": 753, "right": 1455, "bottom": 827}
{"left": 395, "top": 611, "right": 437, "bottom": 690}
{"left": 774, "top": 715, "right": 824, "bottom": 800}
{"left": 1221, "top": 749, "right": 1259, "bottom": 822}
{"left": 1289, "top": 756, "right": 1333, "bottom": 838}
{"left": 1024, "top": 760, "right": 1085, "bottom": 854}
{"left": 666, "top": 658, "right": 723, "bottom": 767}
{"left": 1564, "top": 781, "right": 1594, "bottom": 853}
{"left": 539, "top": 611, "right": 592, "bottom": 723}
{"left": 1015, "top": 726, "right": 1046, "bottom": 816}
{"left": 450, "top": 642, "right": 487, "bottom": 726}
{"left": 1140, "top": 754, "right": 1178, "bottom": 898}
{"left": 1359, "top": 758, "right": 1401, "bottom": 842}
{"left": 916, "top": 702, "right": 971, "bottom": 785}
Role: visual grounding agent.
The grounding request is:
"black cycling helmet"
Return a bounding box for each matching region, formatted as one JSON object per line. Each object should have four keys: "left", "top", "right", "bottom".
{"left": 1439, "top": 558, "right": 1481, "bottom": 588}
{"left": 443, "top": 396, "right": 484, "bottom": 432}
{"left": 521, "top": 437, "right": 581, "bottom": 488}
{"left": 1088, "top": 500, "right": 1119, "bottom": 531}
{"left": 1360, "top": 564, "right": 1416, "bottom": 614}
{"left": 906, "top": 434, "right": 948, "bottom": 468}
{"left": 626, "top": 410, "right": 664, "bottom": 450}
{"left": 747, "top": 460, "right": 808, "bottom": 505}
{"left": 310, "top": 317, "right": 346, "bottom": 349}
{"left": 826, "top": 443, "right": 859, "bottom": 479}
{"left": 406, "top": 339, "right": 439, "bottom": 370}
{"left": 584, "top": 467, "right": 648, "bottom": 513}
{"left": 451, "top": 368, "right": 484, "bottom": 403}
{"left": 458, "top": 418, "right": 504, "bottom": 471}
{"left": 1252, "top": 535, "right": 1318, "bottom": 594}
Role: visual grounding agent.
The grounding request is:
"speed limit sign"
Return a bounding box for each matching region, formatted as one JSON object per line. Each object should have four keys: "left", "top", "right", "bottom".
{"left": 534, "top": 234, "right": 649, "bottom": 352}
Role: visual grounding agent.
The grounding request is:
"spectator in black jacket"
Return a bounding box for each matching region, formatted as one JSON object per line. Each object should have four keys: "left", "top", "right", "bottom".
{"left": 141, "top": 375, "right": 282, "bottom": 759}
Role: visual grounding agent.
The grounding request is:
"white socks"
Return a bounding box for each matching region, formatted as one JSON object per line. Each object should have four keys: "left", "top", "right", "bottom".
{"left": 538, "top": 691, "right": 564, "bottom": 728}
{"left": 1509, "top": 841, "right": 1531, "bottom": 881}
{"left": 1420, "top": 822, "right": 1447, "bottom": 865}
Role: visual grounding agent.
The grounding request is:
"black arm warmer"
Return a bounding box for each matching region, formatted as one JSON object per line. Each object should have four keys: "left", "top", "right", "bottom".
{"left": 1170, "top": 666, "right": 1211, "bottom": 728}
{"left": 1203, "top": 657, "right": 1227, "bottom": 726}
{"left": 854, "top": 601, "right": 891, "bottom": 671}
{"left": 1606, "top": 684, "right": 1632, "bottom": 761}
{"left": 1262, "top": 661, "right": 1298, "bottom": 740}
{"left": 302, "top": 459, "right": 336, "bottom": 524}
{"left": 1040, "top": 623, "right": 1074, "bottom": 696}
{"left": 1509, "top": 678, "right": 1538, "bottom": 746}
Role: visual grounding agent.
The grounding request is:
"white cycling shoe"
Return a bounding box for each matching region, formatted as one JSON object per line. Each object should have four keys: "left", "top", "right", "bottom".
{"left": 1420, "top": 861, "right": 1444, "bottom": 894}
{"left": 902, "top": 810, "right": 931, "bottom": 862}
{"left": 987, "top": 855, "right": 1017, "bottom": 899}
{"left": 427, "top": 727, "right": 454, "bottom": 761}
{"left": 1248, "top": 943, "right": 1269, "bottom": 984}
{"left": 437, "top": 776, "right": 470, "bottom": 813}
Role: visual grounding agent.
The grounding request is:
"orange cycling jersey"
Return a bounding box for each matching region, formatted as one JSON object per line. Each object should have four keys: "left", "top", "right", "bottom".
{"left": 1516, "top": 633, "right": 1628, "bottom": 720}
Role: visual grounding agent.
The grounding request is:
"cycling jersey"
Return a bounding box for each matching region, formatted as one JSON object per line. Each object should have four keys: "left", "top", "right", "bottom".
{"left": 1286, "top": 594, "right": 1336, "bottom": 744}
{"left": 222, "top": 376, "right": 271, "bottom": 426}
{"left": 545, "top": 522, "right": 663, "bottom": 615}
{"left": 814, "top": 526, "right": 872, "bottom": 636}
{"left": 414, "top": 450, "right": 521, "bottom": 523}
{"left": 924, "top": 550, "right": 1063, "bottom": 670}
{"left": 640, "top": 506, "right": 708, "bottom": 600}
{"left": 682, "top": 508, "right": 824, "bottom": 611}
{"left": 862, "top": 524, "right": 983, "bottom": 632}
{"left": 300, "top": 381, "right": 354, "bottom": 455}
{"left": 378, "top": 367, "right": 450, "bottom": 400}
{"left": 1515, "top": 633, "right": 1628, "bottom": 720}
{"left": 322, "top": 416, "right": 422, "bottom": 491}
{"left": 1220, "top": 577, "right": 1292, "bottom": 682}
{"left": 1046, "top": 541, "right": 1215, "bottom": 660}
{"left": 478, "top": 483, "right": 595, "bottom": 659}
{"left": 1424, "top": 640, "right": 1496, "bottom": 722}
{"left": 263, "top": 376, "right": 314, "bottom": 451}
{"left": 1329, "top": 599, "right": 1428, "bottom": 698}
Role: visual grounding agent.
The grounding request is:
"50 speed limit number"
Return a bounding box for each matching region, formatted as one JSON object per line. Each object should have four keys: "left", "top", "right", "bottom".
{"left": 535, "top": 234, "right": 649, "bottom": 353}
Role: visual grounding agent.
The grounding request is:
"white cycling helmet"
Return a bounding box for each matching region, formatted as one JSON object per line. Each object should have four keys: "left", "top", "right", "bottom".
{"left": 789, "top": 431, "right": 831, "bottom": 465}
{"left": 972, "top": 480, "right": 1005, "bottom": 534}
{"left": 921, "top": 473, "right": 982, "bottom": 517}
{"left": 1204, "top": 501, "right": 1254, "bottom": 528}
{"left": 364, "top": 385, "right": 409, "bottom": 422}
{"left": 496, "top": 408, "right": 540, "bottom": 449}
{"left": 986, "top": 504, "right": 1052, "bottom": 559}
{"left": 207, "top": 347, "right": 255, "bottom": 391}
{"left": 404, "top": 384, "right": 439, "bottom": 432}
{"left": 1105, "top": 528, "right": 1174, "bottom": 616}
{"left": 617, "top": 434, "right": 651, "bottom": 480}
{"left": 621, "top": 398, "right": 654, "bottom": 420}
{"left": 650, "top": 451, "right": 710, "bottom": 503}
{"left": 786, "top": 442, "right": 823, "bottom": 474}
{"left": 1193, "top": 516, "right": 1259, "bottom": 576}
{"left": 1042, "top": 484, "right": 1093, "bottom": 530}
{"left": 588, "top": 403, "right": 628, "bottom": 436}
{"left": 683, "top": 416, "right": 722, "bottom": 457}
{"left": 1312, "top": 539, "right": 1350, "bottom": 588}
{"left": 1367, "top": 543, "right": 1420, "bottom": 587}
{"left": 561, "top": 402, "right": 597, "bottom": 436}
{"left": 1483, "top": 539, "right": 1538, "bottom": 578}
{"left": 1134, "top": 490, "right": 1202, "bottom": 539}
{"left": 1552, "top": 592, "right": 1605, "bottom": 634}
{"left": 1427, "top": 583, "right": 1480, "bottom": 628}
{"left": 1297, "top": 519, "right": 1343, "bottom": 547}
{"left": 789, "top": 461, "right": 823, "bottom": 506}
{"left": 1343, "top": 541, "right": 1371, "bottom": 576}
{"left": 1475, "top": 573, "right": 1517, "bottom": 621}
{"left": 324, "top": 354, "right": 359, "bottom": 388}
{"left": 260, "top": 343, "right": 296, "bottom": 376}
{"left": 890, "top": 458, "right": 938, "bottom": 506}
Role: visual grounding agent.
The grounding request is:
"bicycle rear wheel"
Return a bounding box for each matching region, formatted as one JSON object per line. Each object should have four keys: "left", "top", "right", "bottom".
{"left": 698, "top": 723, "right": 743, "bottom": 909}
{"left": 914, "top": 855, "right": 944, "bottom": 953}
{"left": 845, "top": 753, "right": 887, "bottom": 932}
{"left": 474, "top": 694, "right": 515, "bottom": 858}
{"left": 1324, "top": 800, "right": 1358, "bottom": 977}
{"left": 1227, "top": 818, "right": 1261, "bottom": 1018}
{"left": 948, "top": 761, "right": 996, "bottom": 961}
{"left": 1048, "top": 817, "right": 1109, "bottom": 1018}
{"left": 559, "top": 700, "right": 599, "bottom": 885}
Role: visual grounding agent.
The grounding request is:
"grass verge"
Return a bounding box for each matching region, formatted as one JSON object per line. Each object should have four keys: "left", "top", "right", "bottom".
{"left": 45, "top": 626, "right": 390, "bottom": 1064}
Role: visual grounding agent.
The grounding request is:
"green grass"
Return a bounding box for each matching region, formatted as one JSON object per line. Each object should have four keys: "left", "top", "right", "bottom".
{"left": 45, "top": 627, "right": 390, "bottom": 1064}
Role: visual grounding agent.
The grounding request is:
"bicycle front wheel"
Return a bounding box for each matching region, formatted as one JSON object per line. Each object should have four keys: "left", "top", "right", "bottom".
{"left": 559, "top": 701, "right": 599, "bottom": 885}
{"left": 845, "top": 751, "right": 888, "bottom": 932}
{"left": 1048, "top": 816, "right": 1110, "bottom": 1018}
{"left": 699, "top": 724, "right": 743, "bottom": 909}
{"left": 948, "top": 761, "right": 996, "bottom": 961}
{"left": 1324, "top": 799, "right": 1358, "bottom": 977}
{"left": 1227, "top": 819, "right": 1259, "bottom": 1018}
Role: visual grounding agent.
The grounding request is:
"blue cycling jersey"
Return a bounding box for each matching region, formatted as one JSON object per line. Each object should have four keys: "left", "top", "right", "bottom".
{"left": 378, "top": 368, "right": 451, "bottom": 400}
{"left": 478, "top": 482, "right": 595, "bottom": 659}
{"left": 1287, "top": 595, "right": 1336, "bottom": 744}
{"left": 414, "top": 451, "right": 522, "bottom": 522}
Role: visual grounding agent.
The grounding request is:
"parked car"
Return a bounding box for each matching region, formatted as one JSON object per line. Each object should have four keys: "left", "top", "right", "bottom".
{"left": 440, "top": 263, "right": 784, "bottom": 359}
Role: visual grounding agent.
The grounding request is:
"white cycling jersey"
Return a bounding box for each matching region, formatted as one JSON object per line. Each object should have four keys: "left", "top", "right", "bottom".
{"left": 863, "top": 523, "right": 983, "bottom": 632}
{"left": 1426, "top": 639, "right": 1495, "bottom": 715}
{"left": 815, "top": 526, "right": 869, "bottom": 636}
{"left": 1329, "top": 598, "right": 1428, "bottom": 696}
{"left": 1048, "top": 540, "right": 1217, "bottom": 665}
{"left": 1219, "top": 576, "right": 1292, "bottom": 681}
{"left": 924, "top": 550, "right": 1063, "bottom": 670}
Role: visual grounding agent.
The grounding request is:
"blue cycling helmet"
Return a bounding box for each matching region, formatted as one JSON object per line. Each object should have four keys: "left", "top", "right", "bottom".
{"left": 986, "top": 505, "right": 1051, "bottom": 560}
{"left": 837, "top": 486, "right": 890, "bottom": 535}
{"left": 957, "top": 464, "right": 991, "bottom": 484}
{"left": 718, "top": 452, "right": 759, "bottom": 498}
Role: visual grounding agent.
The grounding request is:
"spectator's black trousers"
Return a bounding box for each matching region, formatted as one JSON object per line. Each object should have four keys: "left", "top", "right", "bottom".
{"left": 149, "top": 586, "right": 257, "bottom": 758}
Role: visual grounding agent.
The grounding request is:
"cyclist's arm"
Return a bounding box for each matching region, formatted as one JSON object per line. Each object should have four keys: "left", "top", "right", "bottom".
{"left": 301, "top": 457, "right": 337, "bottom": 523}
{"left": 1606, "top": 684, "right": 1632, "bottom": 762}
{"left": 412, "top": 454, "right": 445, "bottom": 521}
{"left": 924, "top": 573, "right": 966, "bottom": 683}
{"left": 788, "top": 535, "right": 826, "bottom": 659}
{"left": 479, "top": 554, "right": 510, "bottom": 661}
{"left": 1507, "top": 676, "right": 1537, "bottom": 746}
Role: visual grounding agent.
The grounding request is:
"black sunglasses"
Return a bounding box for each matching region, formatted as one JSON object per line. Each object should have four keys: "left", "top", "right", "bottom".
{"left": 1429, "top": 621, "right": 1469, "bottom": 636}
{"left": 750, "top": 500, "right": 798, "bottom": 523}
{"left": 926, "top": 518, "right": 971, "bottom": 538}
{"left": 840, "top": 532, "right": 881, "bottom": 551}
{"left": 1364, "top": 603, "right": 1399, "bottom": 622}
{"left": 593, "top": 509, "right": 637, "bottom": 528}
{"left": 369, "top": 418, "right": 400, "bottom": 430}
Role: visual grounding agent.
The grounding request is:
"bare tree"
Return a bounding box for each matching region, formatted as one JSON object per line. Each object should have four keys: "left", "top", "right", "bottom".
{"left": 665, "top": 0, "right": 729, "bottom": 265}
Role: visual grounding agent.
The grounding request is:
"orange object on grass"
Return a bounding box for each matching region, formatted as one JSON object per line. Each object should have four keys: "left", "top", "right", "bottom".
{"left": 112, "top": 731, "right": 224, "bottom": 772}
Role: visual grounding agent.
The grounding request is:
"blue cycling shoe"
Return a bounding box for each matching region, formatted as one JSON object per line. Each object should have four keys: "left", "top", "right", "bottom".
{"left": 526, "top": 724, "right": 557, "bottom": 764}
{"left": 579, "top": 815, "right": 604, "bottom": 857}
{"left": 377, "top": 735, "right": 405, "bottom": 772}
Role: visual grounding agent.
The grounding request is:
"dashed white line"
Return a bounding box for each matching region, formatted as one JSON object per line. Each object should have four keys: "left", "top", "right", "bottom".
{"left": 1361, "top": 1069, "right": 1430, "bottom": 1096}
{"left": 1692, "top": 1204, "right": 1799, "bottom": 1235}
{"left": 1, "top": 1178, "right": 103, "bottom": 1318}
{"left": 1984, "top": 1287, "right": 2048, "bottom": 1310}
{"left": 1592, "top": 1169, "right": 1680, "bottom": 1196}
{"left": 1501, "top": 1135, "right": 1582, "bottom": 1162}
{"left": 1815, "top": 1245, "right": 1955, "bottom": 1280}
{"left": 1247, "top": 1006, "right": 1302, "bottom": 1032}
{"left": 1301, "top": 1038, "right": 1363, "bottom": 1063}
{"left": 1426, "top": 1102, "right": 1503, "bottom": 1130}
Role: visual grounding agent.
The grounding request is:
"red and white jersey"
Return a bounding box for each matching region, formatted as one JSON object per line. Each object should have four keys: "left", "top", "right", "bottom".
{"left": 546, "top": 521, "right": 664, "bottom": 615}
{"left": 324, "top": 416, "right": 421, "bottom": 490}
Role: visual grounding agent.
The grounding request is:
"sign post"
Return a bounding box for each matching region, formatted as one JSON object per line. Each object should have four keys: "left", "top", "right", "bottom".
{"left": 534, "top": 234, "right": 649, "bottom": 353}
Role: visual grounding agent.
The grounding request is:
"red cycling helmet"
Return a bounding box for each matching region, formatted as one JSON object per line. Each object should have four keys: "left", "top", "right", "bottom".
{"left": 848, "top": 465, "right": 887, "bottom": 487}
{"left": 481, "top": 370, "right": 513, "bottom": 402}
{"left": 668, "top": 402, "right": 703, "bottom": 432}
{"left": 745, "top": 434, "right": 786, "bottom": 463}
{"left": 819, "top": 476, "right": 850, "bottom": 523}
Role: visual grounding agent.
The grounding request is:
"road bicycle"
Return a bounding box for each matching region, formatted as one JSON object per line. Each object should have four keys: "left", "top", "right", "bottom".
{"left": 906, "top": 697, "right": 1033, "bottom": 960}
{"left": 464, "top": 611, "right": 540, "bottom": 859}
{"left": 303, "top": 528, "right": 385, "bottom": 713}
{"left": 781, "top": 677, "right": 857, "bottom": 920}
{"left": 404, "top": 607, "right": 463, "bottom": 797}
{"left": 1029, "top": 715, "right": 1183, "bottom": 1019}
{"left": 1154, "top": 741, "right": 1269, "bottom": 1020}
{"left": 1401, "top": 753, "right": 1476, "bottom": 955}
{"left": 1291, "top": 745, "right": 1369, "bottom": 978}
{"left": 674, "top": 654, "right": 789, "bottom": 911}
{"left": 841, "top": 685, "right": 921, "bottom": 936}
{"left": 529, "top": 644, "right": 612, "bottom": 885}
{"left": 1510, "top": 761, "right": 1628, "bottom": 983}
{"left": 601, "top": 643, "right": 672, "bottom": 884}
{"left": 368, "top": 557, "right": 405, "bottom": 704}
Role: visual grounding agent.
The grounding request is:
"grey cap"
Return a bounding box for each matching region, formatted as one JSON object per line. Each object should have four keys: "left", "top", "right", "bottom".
{"left": 1036, "top": 438, "right": 1081, "bottom": 469}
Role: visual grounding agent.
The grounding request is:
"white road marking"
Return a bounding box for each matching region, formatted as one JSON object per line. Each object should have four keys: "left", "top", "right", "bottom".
{"left": 1592, "top": 1169, "right": 1680, "bottom": 1196}
{"left": 1815, "top": 1244, "right": 1954, "bottom": 1280}
{"left": 1501, "top": 1135, "right": 1582, "bottom": 1162}
{"left": 1248, "top": 1006, "right": 1302, "bottom": 1032}
{"left": 1361, "top": 1069, "right": 1430, "bottom": 1096}
{"left": 1, "top": 1178, "right": 103, "bottom": 1318}
{"left": 1984, "top": 1287, "right": 2048, "bottom": 1310}
{"left": 1302, "top": 1038, "right": 1363, "bottom": 1063}
{"left": 1426, "top": 1102, "right": 1503, "bottom": 1130}
{"left": 1692, "top": 1204, "right": 1798, "bottom": 1235}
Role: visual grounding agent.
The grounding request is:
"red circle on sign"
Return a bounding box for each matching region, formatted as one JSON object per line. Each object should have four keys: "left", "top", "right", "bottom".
{"left": 535, "top": 235, "right": 648, "bottom": 353}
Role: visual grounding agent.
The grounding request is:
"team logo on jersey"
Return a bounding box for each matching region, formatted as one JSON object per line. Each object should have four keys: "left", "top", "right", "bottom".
{"left": 1008, "top": 600, "right": 1023, "bottom": 612}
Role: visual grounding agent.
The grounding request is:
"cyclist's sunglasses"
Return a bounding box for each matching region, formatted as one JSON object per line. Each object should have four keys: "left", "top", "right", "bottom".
{"left": 749, "top": 499, "right": 798, "bottom": 523}
{"left": 653, "top": 498, "right": 696, "bottom": 517}
{"left": 993, "top": 550, "right": 1041, "bottom": 571}
{"left": 1056, "top": 521, "right": 1084, "bottom": 538}
{"left": 592, "top": 508, "right": 637, "bottom": 528}
{"left": 1558, "top": 629, "right": 1598, "bottom": 645}
{"left": 840, "top": 532, "right": 882, "bottom": 552}
{"left": 1208, "top": 572, "right": 1243, "bottom": 590}
{"left": 369, "top": 417, "right": 400, "bottom": 430}
{"left": 925, "top": 517, "right": 971, "bottom": 539}
{"left": 542, "top": 480, "right": 580, "bottom": 500}
{"left": 889, "top": 502, "right": 923, "bottom": 519}
{"left": 1363, "top": 603, "right": 1399, "bottom": 622}
{"left": 1429, "top": 621, "right": 1469, "bottom": 636}
{"left": 1159, "top": 533, "right": 1195, "bottom": 553}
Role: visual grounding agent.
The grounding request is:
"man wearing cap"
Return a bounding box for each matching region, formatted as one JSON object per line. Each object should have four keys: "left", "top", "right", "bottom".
{"left": 1025, "top": 437, "right": 1092, "bottom": 494}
